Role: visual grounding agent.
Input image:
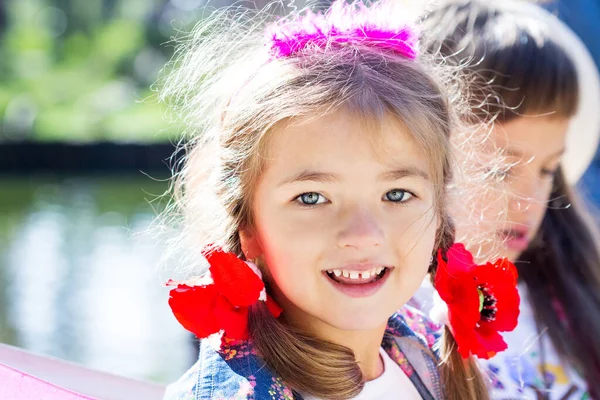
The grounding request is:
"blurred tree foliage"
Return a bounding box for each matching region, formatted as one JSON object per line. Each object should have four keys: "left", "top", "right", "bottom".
{"left": 0, "top": 0, "right": 205, "bottom": 143}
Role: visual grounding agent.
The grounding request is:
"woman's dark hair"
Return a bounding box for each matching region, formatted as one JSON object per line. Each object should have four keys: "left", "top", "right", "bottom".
{"left": 422, "top": 0, "right": 578, "bottom": 122}
{"left": 520, "top": 168, "right": 600, "bottom": 397}
{"left": 422, "top": 0, "right": 600, "bottom": 395}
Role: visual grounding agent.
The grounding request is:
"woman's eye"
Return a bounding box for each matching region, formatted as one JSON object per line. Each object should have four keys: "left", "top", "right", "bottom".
{"left": 541, "top": 168, "right": 559, "bottom": 179}
{"left": 488, "top": 166, "right": 511, "bottom": 181}
{"left": 384, "top": 189, "right": 413, "bottom": 203}
{"left": 296, "top": 192, "right": 327, "bottom": 205}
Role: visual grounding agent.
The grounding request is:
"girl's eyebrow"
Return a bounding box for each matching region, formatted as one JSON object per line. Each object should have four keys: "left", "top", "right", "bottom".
{"left": 379, "top": 167, "right": 429, "bottom": 182}
{"left": 277, "top": 170, "right": 337, "bottom": 187}
{"left": 277, "top": 166, "right": 429, "bottom": 187}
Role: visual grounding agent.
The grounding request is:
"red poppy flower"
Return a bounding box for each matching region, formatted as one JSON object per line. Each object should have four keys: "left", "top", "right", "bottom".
{"left": 167, "top": 248, "right": 283, "bottom": 341}
{"left": 435, "top": 243, "right": 520, "bottom": 359}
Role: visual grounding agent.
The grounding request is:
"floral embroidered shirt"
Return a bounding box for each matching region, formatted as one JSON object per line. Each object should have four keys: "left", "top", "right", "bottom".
{"left": 410, "top": 281, "right": 590, "bottom": 400}
{"left": 481, "top": 284, "right": 589, "bottom": 400}
{"left": 163, "top": 306, "right": 443, "bottom": 400}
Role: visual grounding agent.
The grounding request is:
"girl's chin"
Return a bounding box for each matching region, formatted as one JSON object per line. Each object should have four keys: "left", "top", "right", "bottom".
{"left": 320, "top": 315, "right": 391, "bottom": 333}
{"left": 315, "top": 302, "right": 405, "bottom": 333}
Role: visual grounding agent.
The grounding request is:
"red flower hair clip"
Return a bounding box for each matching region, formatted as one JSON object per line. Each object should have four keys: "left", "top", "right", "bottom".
{"left": 435, "top": 243, "right": 520, "bottom": 359}
{"left": 166, "top": 248, "right": 283, "bottom": 341}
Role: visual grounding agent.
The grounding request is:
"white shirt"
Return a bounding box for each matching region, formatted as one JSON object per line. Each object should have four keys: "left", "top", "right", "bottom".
{"left": 300, "top": 347, "right": 422, "bottom": 400}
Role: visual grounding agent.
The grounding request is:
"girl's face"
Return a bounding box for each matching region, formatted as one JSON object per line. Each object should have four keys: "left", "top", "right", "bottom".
{"left": 490, "top": 116, "right": 569, "bottom": 261}
{"left": 241, "top": 109, "right": 438, "bottom": 337}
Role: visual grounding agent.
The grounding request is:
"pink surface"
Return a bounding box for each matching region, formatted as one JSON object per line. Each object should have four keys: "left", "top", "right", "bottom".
{"left": 0, "top": 362, "right": 96, "bottom": 400}
{"left": 0, "top": 343, "right": 165, "bottom": 399}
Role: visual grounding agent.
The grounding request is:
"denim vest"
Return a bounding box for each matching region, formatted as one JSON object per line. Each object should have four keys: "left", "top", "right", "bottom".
{"left": 163, "top": 306, "right": 444, "bottom": 400}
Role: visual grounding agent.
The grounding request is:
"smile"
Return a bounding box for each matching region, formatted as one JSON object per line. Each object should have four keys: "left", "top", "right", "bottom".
{"left": 323, "top": 266, "right": 393, "bottom": 298}
{"left": 326, "top": 266, "right": 387, "bottom": 283}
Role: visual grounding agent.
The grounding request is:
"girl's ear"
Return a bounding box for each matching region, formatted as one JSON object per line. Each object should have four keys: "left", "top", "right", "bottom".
{"left": 239, "top": 225, "right": 263, "bottom": 260}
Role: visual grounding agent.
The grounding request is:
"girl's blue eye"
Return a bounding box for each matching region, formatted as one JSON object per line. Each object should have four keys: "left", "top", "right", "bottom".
{"left": 384, "top": 189, "right": 413, "bottom": 203}
{"left": 297, "top": 192, "right": 327, "bottom": 205}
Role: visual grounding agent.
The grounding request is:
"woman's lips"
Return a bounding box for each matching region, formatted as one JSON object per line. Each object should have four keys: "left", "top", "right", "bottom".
{"left": 498, "top": 227, "right": 530, "bottom": 251}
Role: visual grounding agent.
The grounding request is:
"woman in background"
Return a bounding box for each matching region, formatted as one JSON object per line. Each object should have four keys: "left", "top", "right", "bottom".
{"left": 422, "top": 0, "right": 600, "bottom": 398}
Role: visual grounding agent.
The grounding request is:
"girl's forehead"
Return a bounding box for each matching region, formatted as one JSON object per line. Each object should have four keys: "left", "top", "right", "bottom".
{"left": 260, "top": 109, "right": 431, "bottom": 178}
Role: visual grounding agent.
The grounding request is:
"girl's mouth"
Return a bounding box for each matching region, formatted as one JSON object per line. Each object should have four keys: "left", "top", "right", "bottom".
{"left": 325, "top": 266, "right": 388, "bottom": 284}
{"left": 323, "top": 266, "right": 392, "bottom": 298}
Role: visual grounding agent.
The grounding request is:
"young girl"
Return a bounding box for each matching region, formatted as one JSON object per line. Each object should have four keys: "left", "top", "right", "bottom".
{"left": 159, "top": 1, "right": 519, "bottom": 399}
{"left": 422, "top": 1, "right": 600, "bottom": 398}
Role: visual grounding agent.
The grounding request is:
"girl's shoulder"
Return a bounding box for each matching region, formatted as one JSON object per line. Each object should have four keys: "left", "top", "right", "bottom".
{"left": 163, "top": 360, "right": 201, "bottom": 400}
{"left": 387, "top": 305, "right": 442, "bottom": 349}
{"left": 382, "top": 306, "right": 445, "bottom": 400}
{"left": 163, "top": 338, "right": 296, "bottom": 400}
{"left": 163, "top": 308, "right": 443, "bottom": 400}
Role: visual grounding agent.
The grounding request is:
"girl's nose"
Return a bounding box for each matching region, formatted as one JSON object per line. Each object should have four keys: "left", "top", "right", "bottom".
{"left": 336, "top": 206, "right": 384, "bottom": 249}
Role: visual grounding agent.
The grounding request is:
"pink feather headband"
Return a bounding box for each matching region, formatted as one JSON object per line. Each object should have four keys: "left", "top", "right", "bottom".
{"left": 265, "top": 1, "right": 419, "bottom": 60}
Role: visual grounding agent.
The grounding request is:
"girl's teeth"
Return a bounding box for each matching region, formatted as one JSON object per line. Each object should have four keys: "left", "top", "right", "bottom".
{"left": 328, "top": 267, "right": 387, "bottom": 280}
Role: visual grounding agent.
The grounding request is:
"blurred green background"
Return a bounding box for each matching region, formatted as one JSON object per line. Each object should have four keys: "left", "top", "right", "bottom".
{"left": 0, "top": 0, "right": 193, "bottom": 143}
{"left": 0, "top": 0, "right": 241, "bottom": 385}
{"left": 0, "top": 0, "right": 313, "bottom": 385}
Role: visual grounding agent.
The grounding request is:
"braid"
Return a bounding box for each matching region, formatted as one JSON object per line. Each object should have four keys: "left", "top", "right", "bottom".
{"left": 429, "top": 215, "right": 455, "bottom": 274}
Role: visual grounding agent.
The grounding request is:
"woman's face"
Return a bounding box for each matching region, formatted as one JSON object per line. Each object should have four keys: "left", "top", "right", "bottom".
{"left": 240, "top": 109, "right": 438, "bottom": 340}
{"left": 489, "top": 116, "right": 570, "bottom": 262}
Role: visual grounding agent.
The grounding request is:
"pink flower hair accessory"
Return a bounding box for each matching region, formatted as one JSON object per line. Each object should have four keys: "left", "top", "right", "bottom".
{"left": 265, "top": 0, "right": 419, "bottom": 60}
{"left": 166, "top": 247, "right": 283, "bottom": 342}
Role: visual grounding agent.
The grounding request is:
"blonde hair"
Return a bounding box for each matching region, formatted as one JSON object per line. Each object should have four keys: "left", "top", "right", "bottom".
{"left": 158, "top": 2, "right": 499, "bottom": 398}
